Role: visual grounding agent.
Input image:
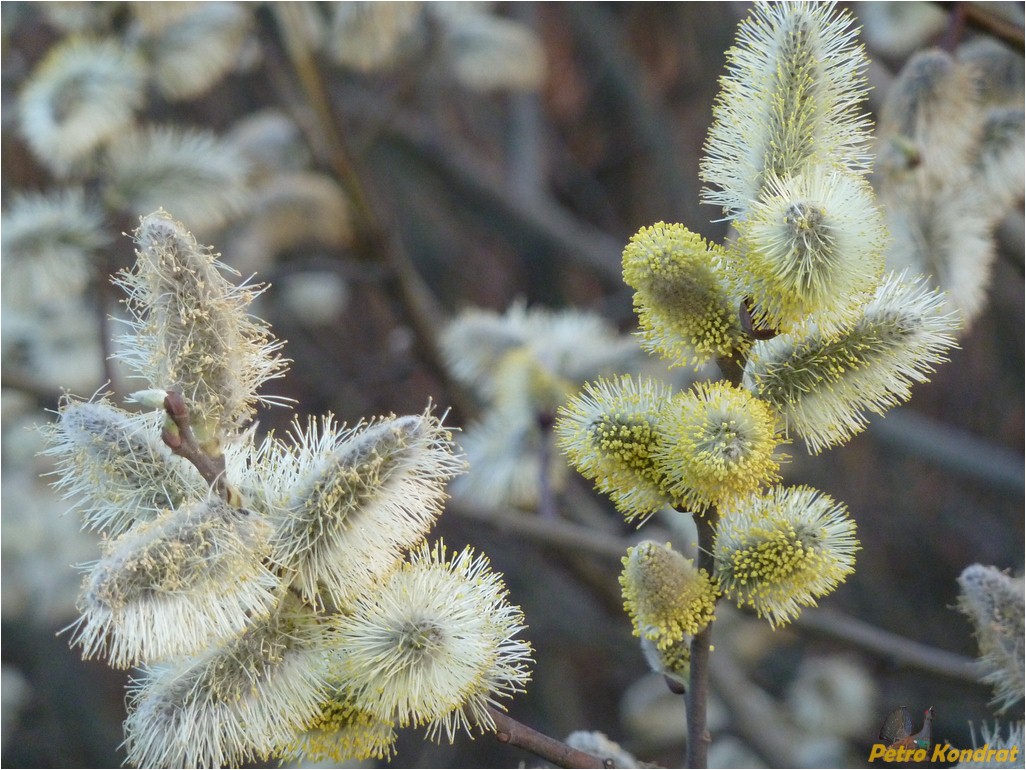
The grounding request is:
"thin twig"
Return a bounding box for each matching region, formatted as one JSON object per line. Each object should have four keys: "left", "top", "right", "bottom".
{"left": 680, "top": 359, "right": 746, "bottom": 767}
{"left": 259, "top": 6, "right": 478, "bottom": 423}
{"left": 716, "top": 353, "right": 745, "bottom": 386}
{"left": 685, "top": 512, "right": 717, "bottom": 769}
{"left": 952, "top": 1, "right": 1025, "bottom": 49}
{"left": 448, "top": 500, "right": 628, "bottom": 560}
{"left": 161, "top": 391, "right": 229, "bottom": 499}
{"left": 939, "top": 0, "right": 969, "bottom": 52}
{"left": 487, "top": 706, "right": 613, "bottom": 769}
{"left": 868, "top": 408, "right": 1024, "bottom": 497}
{"left": 793, "top": 607, "right": 986, "bottom": 685}
{"left": 363, "top": 104, "right": 627, "bottom": 287}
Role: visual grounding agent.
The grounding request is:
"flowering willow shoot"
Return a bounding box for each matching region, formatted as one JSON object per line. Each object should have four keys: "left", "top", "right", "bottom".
{"left": 553, "top": 3, "right": 962, "bottom": 765}
{"left": 443, "top": 303, "right": 647, "bottom": 510}
{"left": 653, "top": 380, "right": 783, "bottom": 512}
{"left": 43, "top": 211, "right": 532, "bottom": 767}
{"left": 876, "top": 43, "right": 1025, "bottom": 329}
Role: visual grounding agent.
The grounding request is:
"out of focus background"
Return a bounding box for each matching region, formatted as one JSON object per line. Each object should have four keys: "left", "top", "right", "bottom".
{"left": 2, "top": 2, "right": 1022, "bottom": 767}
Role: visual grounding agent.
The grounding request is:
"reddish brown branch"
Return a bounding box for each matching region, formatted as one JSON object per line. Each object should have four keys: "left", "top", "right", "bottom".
{"left": 161, "top": 391, "right": 229, "bottom": 499}
{"left": 487, "top": 707, "right": 614, "bottom": 769}
{"left": 686, "top": 625, "right": 713, "bottom": 768}
{"left": 961, "top": 2, "right": 1025, "bottom": 49}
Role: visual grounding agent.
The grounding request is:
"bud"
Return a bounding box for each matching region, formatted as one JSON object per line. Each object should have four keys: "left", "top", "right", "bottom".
{"left": 565, "top": 730, "right": 640, "bottom": 769}
{"left": 450, "top": 404, "right": 563, "bottom": 510}
{"left": 114, "top": 210, "right": 286, "bottom": 452}
{"left": 441, "top": 304, "right": 534, "bottom": 396}
{"left": 971, "top": 107, "right": 1025, "bottom": 215}
{"left": 71, "top": 497, "right": 278, "bottom": 667}
{"left": 104, "top": 129, "right": 251, "bottom": 232}
{"left": 328, "top": 3, "right": 424, "bottom": 72}
{"left": 18, "top": 37, "right": 145, "bottom": 176}
{"left": 876, "top": 49, "right": 980, "bottom": 184}
{"left": 441, "top": 302, "right": 640, "bottom": 399}
{"left": 701, "top": 1, "right": 872, "bottom": 220}
{"left": 282, "top": 693, "right": 397, "bottom": 763}
{"left": 232, "top": 173, "right": 354, "bottom": 271}
{"left": 957, "top": 37, "right": 1025, "bottom": 108}
{"left": 433, "top": 6, "right": 546, "bottom": 93}
{"left": 491, "top": 347, "right": 575, "bottom": 419}
{"left": 785, "top": 655, "right": 876, "bottom": 739}
{"left": 744, "top": 271, "right": 960, "bottom": 453}
{"left": 735, "top": 166, "right": 886, "bottom": 336}
{"left": 967, "top": 722, "right": 1025, "bottom": 759}
{"left": 42, "top": 397, "right": 198, "bottom": 536}
{"left": 858, "top": 3, "right": 946, "bottom": 59}
{"left": 126, "top": 389, "right": 171, "bottom": 409}
{"left": 714, "top": 485, "right": 858, "bottom": 627}
{"left": 124, "top": 603, "right": 331, "bottom": 768}
{"left": 132, "top": 4, "right": 252, "bottom": 101}
{"left": 641, "top": 634, "right": 691, "bottom": 693}
{"left": 0, "top": 189, "right": 107, "bottom": 310}
{"left": 882, "top": 185, "right": 993, "bottom": 328}
{"left": 875, "top": 45, "right": 1022, "bottom": 331}
{"left": 620, "top": 541, "right": 718, "bottom": 650}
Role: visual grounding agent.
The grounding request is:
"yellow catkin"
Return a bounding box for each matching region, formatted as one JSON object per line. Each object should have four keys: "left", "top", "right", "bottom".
{"left": 620, "top": 541, "right": 719, "bottom": 650}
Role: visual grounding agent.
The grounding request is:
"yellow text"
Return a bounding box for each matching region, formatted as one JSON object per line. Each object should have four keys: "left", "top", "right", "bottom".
{"left": 868, "top": 743, "right": 1021, "bottom": 764}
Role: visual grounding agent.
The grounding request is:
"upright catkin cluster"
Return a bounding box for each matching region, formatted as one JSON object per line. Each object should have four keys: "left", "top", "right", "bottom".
{"left": 555, "top": 0, "right": 960, "bottom": 678}
{"left": 44, "top": 211, "right": 532, "bottom": 768}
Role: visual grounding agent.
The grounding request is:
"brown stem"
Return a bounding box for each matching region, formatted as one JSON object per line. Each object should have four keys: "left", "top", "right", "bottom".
{"left": 685, "top": 511, "right": 717, "bottom": 769}
{"left": 932, "top": 1, "right": 1026, "bottom": 50}
{"left": 716, "top": 355, "right": 745, "bottom": 388}
{"left": 161, "top": 391, "right": 230, "bottom": 500}
{"left": 487, "top": 706, "right": 613, "bottom": 769}
{"left": 363, "top": 101, "right": 626, "bottom": 287}
{"left": 939, "top": 0, "right": 968, "bottom": 52}
{"left": 448, "top": 500, "right": 627, "bottom": 560}
{"left": 686, "top": 625, "right": 713, "bottom": 768}
{"left": 794, "top": 607, "right": 986, "bottom": 684}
